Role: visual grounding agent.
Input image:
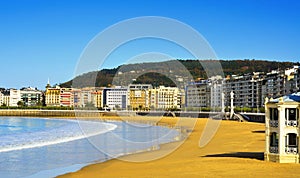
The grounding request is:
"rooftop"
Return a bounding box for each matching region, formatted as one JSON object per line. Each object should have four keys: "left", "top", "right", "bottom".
{"left": 270, "top": 92, "right": 300, "bottom": 103}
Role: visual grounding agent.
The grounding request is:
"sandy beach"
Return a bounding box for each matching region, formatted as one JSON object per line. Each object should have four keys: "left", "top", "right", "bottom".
{"left": 59, "top": 117, "right": 300, "bottom": 177}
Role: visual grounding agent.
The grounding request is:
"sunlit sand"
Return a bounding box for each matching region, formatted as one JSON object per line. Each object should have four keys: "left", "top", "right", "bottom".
{"left": 59, "top": 117, "right": 300, "bottom": 177}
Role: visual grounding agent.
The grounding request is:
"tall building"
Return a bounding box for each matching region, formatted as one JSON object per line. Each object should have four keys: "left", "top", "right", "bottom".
{"left": 150, "top": 86, "right": 180, "bottom": 110}
{"left": 265, "top": 92, "right": 300, "bottom": 163}
{"left": 0, "top": 92, "right": 3, "bottom": 106}
{"left": 91, "top": 90, "right": 103, "bottom": 108}
{"left": 9, "top": 89, "right": 21, "bottom": 107}
{"left": 185, "top": 81, "right": 210, "bottom": 108}
{"left": 60, "top": 88, "right": 74, "bottom": 107}
{"left": 209, "top": 76, "right": 224, "bottom": 109}
{"left": 128, "top": 84, "right": 152, "bottom": 110}
{"left": 20, "top": 87, "right": 42, "bottom": 106}
{"left": 45, "top": 86, "right": 61, "bottom": 107}
{"left": 103, "top": 86, "right": 128, "bottom": 110}
{"left": 224, "top": 72, "right": 264, "bottom": 108}
{"left": 264, "top": 70, "right": 286, "bottom": 99}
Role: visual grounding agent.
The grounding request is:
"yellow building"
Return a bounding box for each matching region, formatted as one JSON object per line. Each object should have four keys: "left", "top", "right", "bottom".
{"left": 128, "top": 84, "right": 152, "bottom": 111}
{"left": 45, "top": 86, "right": 60, "bottom": 107}
{"left": 91, "top": 90, "right": 102, "bottom": 108}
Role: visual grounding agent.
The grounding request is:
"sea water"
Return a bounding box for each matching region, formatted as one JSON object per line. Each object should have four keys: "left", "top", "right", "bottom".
{"left": 0, "top": 117, "right": 179, "bottom": 178}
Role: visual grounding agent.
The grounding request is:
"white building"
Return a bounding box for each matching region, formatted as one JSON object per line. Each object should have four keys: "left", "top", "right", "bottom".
{"left": 209, "top": 76, "right": 224, "bottom": 109}
{"left": 0, "top": 92, "right": 3, "bottom": 106}
{"left": 20, "top": 87, "right": 42, "bottom": 106}
{"left": 265, "top": 92, "right": 300, "bottom": 163}
{"left": 9, "top": 89, "right": 21, "bottom": 107}
{"left": 103, "top": 86, "right": 128, "bottom": 110}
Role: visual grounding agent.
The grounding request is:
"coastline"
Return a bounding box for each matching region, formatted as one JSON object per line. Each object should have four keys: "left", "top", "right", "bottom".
{"left": 58, "top": 117, "right": 300, "bottom": 177}
{"left": 0, "top": 114, "right": 185, "bottom": 177}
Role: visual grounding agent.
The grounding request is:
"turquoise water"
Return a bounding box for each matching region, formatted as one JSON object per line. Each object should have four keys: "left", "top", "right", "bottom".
{"left": 0, "top": 117, "right": 179, "bottom": 178}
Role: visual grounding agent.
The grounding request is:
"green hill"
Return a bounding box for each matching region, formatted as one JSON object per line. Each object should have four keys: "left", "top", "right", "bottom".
{"left": 59, "top": 59, "right": 299, "bottom": 88}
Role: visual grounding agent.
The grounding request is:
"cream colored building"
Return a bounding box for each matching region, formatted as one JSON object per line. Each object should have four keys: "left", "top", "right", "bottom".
{"left": 150, "top": 86, "right": 180, "bottom": 110}
{"left": 265, "top": 92, "right": 300, "bottom": 163}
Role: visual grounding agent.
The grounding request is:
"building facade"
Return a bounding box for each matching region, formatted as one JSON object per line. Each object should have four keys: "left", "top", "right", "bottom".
{"left": 45, "top": 86, "right": 61, "bottom": 107}
{"left": 224, "top": 72, "right": 264, "bottom": 109}
{"left": 128, "top": 84, "right": 152, "bottom": 110}
{"left": 265, "top": 93, "right": 300, "bottom": 163}
{"left": 20, "top": 87, "right": 42, "bottom": 106}
{"left": 9, "top": 89, "right": 21, "bottom": 107}
{"left": 150, "top": 86, "right": 180, "bottom": 110}
{"left": 185, "top": 81, "right": 210, "bottom": 108}
{"left": 103, "top": 87, "right": 128, "bottom": 110}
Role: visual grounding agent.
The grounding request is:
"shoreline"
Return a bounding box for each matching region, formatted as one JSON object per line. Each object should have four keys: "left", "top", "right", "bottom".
{"left": 58, "top": 117, "right": 300, "bottom": 177}
{"left": 0, "top": 115, "right": 186, "bottom": 177}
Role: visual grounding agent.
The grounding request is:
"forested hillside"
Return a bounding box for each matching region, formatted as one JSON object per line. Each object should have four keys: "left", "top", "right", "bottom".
{"left": 60, "top": 59, "right": 299, "bottom": 88}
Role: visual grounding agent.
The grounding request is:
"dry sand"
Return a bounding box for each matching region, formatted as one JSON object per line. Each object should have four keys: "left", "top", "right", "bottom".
{"left": 59, "top": 117, "right": 300, "bottom": 178}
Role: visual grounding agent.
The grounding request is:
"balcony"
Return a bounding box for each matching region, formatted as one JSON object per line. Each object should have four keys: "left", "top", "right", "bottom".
{"left": 269, "top": 120, "right": 278, "bottom": 127}
{"left": 285, "top": 120, "right": 298, "bottom": 127}
{"left": 285, "top": 146, "right": 298, "bottom": 154}
{"left": 269, "top": 146, "right": 278, "bottom": 153}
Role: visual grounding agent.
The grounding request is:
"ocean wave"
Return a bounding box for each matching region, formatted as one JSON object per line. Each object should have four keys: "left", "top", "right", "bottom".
{"left": 0, "top": 120, "right": 117, "bottom": 153}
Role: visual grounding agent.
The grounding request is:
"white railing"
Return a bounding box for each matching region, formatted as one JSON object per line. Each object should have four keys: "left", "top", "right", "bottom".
{"left": 269, "top": 120, "right": 278, "bottom": 127}
{"left": 285, "top": 147, "right": 298, "bottom": 154}
{"left": 269, "top": 146, "right": 279, "bottom": 153}
{"left": 285, "top": 120, "right": 298, "bottom": 127}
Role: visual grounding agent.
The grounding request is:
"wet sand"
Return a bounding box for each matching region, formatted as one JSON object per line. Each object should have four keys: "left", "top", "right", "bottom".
{"left": 59, "top": 117, "right": 300, "bottom": 177}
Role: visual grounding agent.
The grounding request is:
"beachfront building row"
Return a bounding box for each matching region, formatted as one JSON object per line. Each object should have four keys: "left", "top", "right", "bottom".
{"left": 0, "top": 87, "right": 42, "bottom": 107}
{"left": 44, "top": 84, "right": 182, "bottom": 111}
{"left": 224, "top": 66, "right": 300, "bottom": 109}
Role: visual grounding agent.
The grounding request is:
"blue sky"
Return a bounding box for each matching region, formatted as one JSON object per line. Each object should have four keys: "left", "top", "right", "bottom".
{"left": 0, "top": 0, "right": 299, "bottom": 89}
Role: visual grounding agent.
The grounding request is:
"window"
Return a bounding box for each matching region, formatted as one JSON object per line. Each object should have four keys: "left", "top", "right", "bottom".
{"left": 270, "top": 132, "right": 278, "bottom": 147}
{"left": 286, "top": 108, "right": 297, "bottom": 121}
{"left": 269, "top": 108, "right": 278, "bottom": 121}
{"left": 286, "top": 133, "right": 297, "bottom": 147}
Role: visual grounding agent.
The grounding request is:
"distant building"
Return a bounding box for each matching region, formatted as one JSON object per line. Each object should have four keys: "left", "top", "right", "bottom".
{"left": 20, "top": 87, "right": 42, "bottom": 106}
{"left": 265, "top": 92, "right": 300, "bottom": 163}
{"left": 224, "top": 72, "right": 264, "bottom": 109}
{"left": 60, "top": 88, "right": 74, "bottom": 107}
{"left": 185, "top": 81, "right": 210, "bottom": 108}
{"left": 91, "top": 90, "right": 103, "bottom": 108}
{"left": 209, "top": 76, "right": 224, "bottom": 109}
{"left": 150, "top": 86, "right": 180, "bottom": 110}
{"left": 103, "top": 86, "right": 128, "bottom": 110}
{"left": 0, "top": 92, "right": 3, "bottom": 106}
{"left": 128, "top": 84, "right": 152, "bottom": 110}
{"left": 9, "top": 89, "right": 21, "bottom": 107}
{"left": 45, "top": 85, "right": 61, "bottom": 107}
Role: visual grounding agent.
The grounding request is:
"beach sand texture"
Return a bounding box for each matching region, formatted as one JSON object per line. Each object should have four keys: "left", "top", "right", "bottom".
{"left": 59, "top": 117, "right": 300, "bottom": 177}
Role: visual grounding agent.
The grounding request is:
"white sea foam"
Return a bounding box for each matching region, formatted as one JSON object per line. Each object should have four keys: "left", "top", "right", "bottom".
{"left": 0, "top": 120, "right": 117, "bottom": 153}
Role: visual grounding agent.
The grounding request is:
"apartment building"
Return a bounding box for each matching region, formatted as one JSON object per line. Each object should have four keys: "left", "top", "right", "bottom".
{"left": 9, "top": 89, "right": 21, "bottom": 107}
{"left": 185, "top": 81, "right": 210, "bottom": 108}
{"left": 128, "top": 84, "right": 152, "bottom": 110}
{"left": 224, "top": 72, "right": 264, "bottom": 108}
{"left": 45, "top": 86, "right": 61, "bottom": 107}
{"left": 103, "top": 86, "right": 128, "bottom": 110}
{"left": 20, "top": 87, "right": 42, "bottom": 106}
{"left": 91, "top": 90, "right": 103, "bottom": 108}
{"left": 150, "top": 86, "right": 180, "bottom": 110}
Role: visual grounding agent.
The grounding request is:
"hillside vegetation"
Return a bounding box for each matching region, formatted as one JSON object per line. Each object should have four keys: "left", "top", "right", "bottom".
{"left": 60, "top": 59, "right": 299, "bottom": 88}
